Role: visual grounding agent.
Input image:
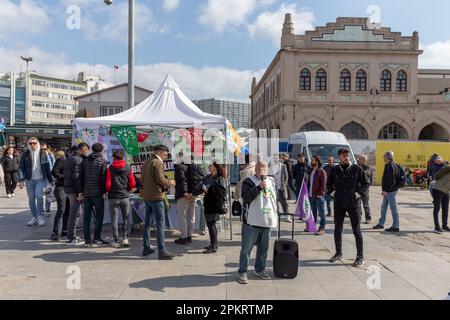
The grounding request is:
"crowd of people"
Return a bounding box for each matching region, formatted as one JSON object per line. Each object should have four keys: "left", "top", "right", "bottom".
{"left": 1, "top": 137, "right": 449, "bottom": 284}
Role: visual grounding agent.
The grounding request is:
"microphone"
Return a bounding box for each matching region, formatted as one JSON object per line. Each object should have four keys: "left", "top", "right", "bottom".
{"left": 260, "top": 176, "right": 268, "bottom": 196}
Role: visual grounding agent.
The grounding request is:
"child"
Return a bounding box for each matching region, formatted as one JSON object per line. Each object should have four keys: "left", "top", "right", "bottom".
{"left": 106, "top": 151, "right": 136, "bottom": 248}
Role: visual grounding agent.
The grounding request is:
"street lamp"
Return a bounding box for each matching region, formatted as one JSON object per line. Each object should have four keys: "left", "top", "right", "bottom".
{"left": 104, "top": 0, "right": 135, "bottom": 109}
{"left": 20, "top": 56, "right": 33, "bottom": 73}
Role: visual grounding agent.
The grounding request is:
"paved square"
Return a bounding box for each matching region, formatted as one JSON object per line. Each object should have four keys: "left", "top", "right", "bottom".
{"left": 0, "top": 187, "right": 449, "bottom": 300}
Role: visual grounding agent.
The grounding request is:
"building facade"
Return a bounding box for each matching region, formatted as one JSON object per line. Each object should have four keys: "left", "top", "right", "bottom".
{"left": 193, "top": 98, "right": 251, "bottom": 129}
{"left": 74, "top": 83, "right": 153, "bottom": 117}
{"left": 250, "top": 16, "right": 450, "bottom": 141}
{"left": 23, "top": 72, "right": 87, "bottom": 125}
{"left": 0, "top": 72, "right": 26, "bottom": 125}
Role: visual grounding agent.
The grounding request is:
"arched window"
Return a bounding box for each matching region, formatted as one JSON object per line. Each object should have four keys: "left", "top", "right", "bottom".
{"left": 300, "top": 121, "right": 326, "bottom": 132}
{"left": 299, "top": 69, "right": 311, "bottom": 91}
{"left": 419, "top": 123, "right": 449, "bottom": 141}
{"left": 340, "top": 69, "right": 351, "bottom": 91}
{"left": 315, "top": 69, "right": 327, "bottom": 91}
{"left": 380, "top": 70, "right": 392, "bottom": 92}
{"left": 340, "top": 122, "right": 369, "bottom": 140}
{"left": 356, "top": 70, "right": 367, "bottom": 92}
{"left": 396, "top": 70, "right": 407, "bottom": 92}
{"left": 378, "top": 122, "right": 408, "bottom": 140}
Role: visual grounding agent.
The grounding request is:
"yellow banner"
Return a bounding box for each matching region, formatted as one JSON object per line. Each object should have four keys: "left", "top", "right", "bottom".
{"left": 375, "top": 141, "right": 450, "bottom": 185}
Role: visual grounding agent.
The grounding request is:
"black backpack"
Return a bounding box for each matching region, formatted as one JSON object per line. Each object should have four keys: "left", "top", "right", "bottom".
{"left": 231, "top": 200, "right": 242, "bottom": 217}
{"left": 394, "top": 163, "right": 406, "bottom": 189}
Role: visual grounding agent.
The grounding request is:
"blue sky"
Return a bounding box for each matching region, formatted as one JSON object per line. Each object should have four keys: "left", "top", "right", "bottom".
{"left": 1, "top": 0, "right": 450, "bottom": 101}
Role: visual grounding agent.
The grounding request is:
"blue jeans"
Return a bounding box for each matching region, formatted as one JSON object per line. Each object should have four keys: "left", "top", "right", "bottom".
{"left": 143, "top": 200, "right": 166, "bottom": 252}
{"left": 25, "top": 179, "right": 47, "bottom": 218}
{"left": 238, "top": 223, "right": 271, "bottom": 274}
{"left": 378, "top": 191, "right": 400, "bottom": 229}
{"left": 83, "top": 195, "right": 105, "bottom": 241}
{"left": 325, "top": 193, "right": 332, "bottom": 214}
{"left": 310, "top": 197, "right": 326, "bottom": 229}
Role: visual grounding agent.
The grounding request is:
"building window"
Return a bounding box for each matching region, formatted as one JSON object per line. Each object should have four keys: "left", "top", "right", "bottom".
{"left": 396, "top": 70, "right": 407, "bottom": 92}
{"left": 300, "top": 121, "right": 326, "bottom": 132}
{"left": 356, "top": 70, "right": 367, "bottom": 92}
{"left": 378, "top": 122, "right": 408, "bottom": 140}
{"left": 380, "top": 70, "right": 392, "bottom": 92}
{"left": 340, "top": 69, "right": 351, "bottom": 92}
{"left": 299, "top": 69, "right": 311, "bottom": 91}
{"left": 340, "top": 122, "right": 369, "bottom": 139}
{"left": 315, "top": 69, "right": 327, "bottom": 91}
{"left": 100, "top": 106, "right": 122, "bottom": 116}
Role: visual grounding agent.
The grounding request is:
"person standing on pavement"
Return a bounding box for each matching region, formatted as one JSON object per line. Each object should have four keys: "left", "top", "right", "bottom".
{"left": 1, "top": 147, "right": 19, "bottom": 198}
{"left": 307, "top": 155, "right": 327, "bottom": 235}
{"left": 282, "top": 154, "right": 295, "bottom": 200}
{"left": 234, "top": 154, "right": 256, "bottom": 201}
{"left": 174, "top": 158, "right": 191, "bottom": 245}
{"left": 373, "top": 151, "right": 401, "bottom": 233}
{"left": 327, "top": 148, "right": 370, "bottom": 267}
{"left": 272, "top": 154, "right": 290, "bottom": 223}
{"left": 430, "top": 157, "right": 449, "bottom": 233}
{"left": 238, "top": 161, "right": 277, "bottom": 284}
{"left": 64, "top": 142, "right": 90, "bottom": 245}
{"left": 323, "top": 157, "right": 335, "bottom": 217}
{"left": 81, "top": 143, "right": 108, "bottom": 247}
{"left": 358, "top": 155, "right": 374, "bottom": 224}
{"left": 106, "top": 151, "right": 136, "bottom": 248}
{"left": 141, "top": 145, "right": 176, "bottom": 260}
{"left": 41, "top": 143, "right": 55, "bottom": 217}
{"left": 18, "top": 137, "right": 55, "bottom": 227}
{"left": 193, "top": 162, "right": 227, "bottom": 254}
{"left": 50, "top": 151, "right": 70, "bottom": 241}
{"left": 293, "top": 154, "right": 311, "bottom": 197}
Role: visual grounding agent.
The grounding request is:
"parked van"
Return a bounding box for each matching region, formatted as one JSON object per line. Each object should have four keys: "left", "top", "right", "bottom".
{"left": 288, "top": 131, "right": 356, "bottom": 165}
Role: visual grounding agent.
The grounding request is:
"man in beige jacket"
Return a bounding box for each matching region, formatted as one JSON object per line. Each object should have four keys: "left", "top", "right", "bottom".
{"left": 141, "top": 145, "right": 176, "bottom": 259}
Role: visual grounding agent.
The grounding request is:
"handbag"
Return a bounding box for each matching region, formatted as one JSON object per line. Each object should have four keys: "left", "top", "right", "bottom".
{"left": 231, "top": 200, "right": 242, "bottom": 217}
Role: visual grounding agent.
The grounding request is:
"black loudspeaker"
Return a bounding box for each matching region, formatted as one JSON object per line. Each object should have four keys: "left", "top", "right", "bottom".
{"left": 273, "top": 214, "right": 299, "bottom": 279}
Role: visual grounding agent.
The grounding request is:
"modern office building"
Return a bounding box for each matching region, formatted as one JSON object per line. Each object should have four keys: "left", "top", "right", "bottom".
{"left": 250, "top": 16, "right": 450, "bottom": 141}
{"left": 193, "top": 98, "right": 251, "bottom": 129}
{"left": 0, "top": 72, "right": 26, "bottom": 125}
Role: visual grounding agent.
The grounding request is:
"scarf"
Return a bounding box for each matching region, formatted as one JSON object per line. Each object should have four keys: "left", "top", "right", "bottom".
{"left": 27, "top": 138, "right": 41, "bottom": 173}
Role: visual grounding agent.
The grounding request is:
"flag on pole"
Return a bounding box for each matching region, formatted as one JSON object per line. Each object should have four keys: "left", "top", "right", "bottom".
{"left": 294, "top": 180, "right": 317, "bottom": 233}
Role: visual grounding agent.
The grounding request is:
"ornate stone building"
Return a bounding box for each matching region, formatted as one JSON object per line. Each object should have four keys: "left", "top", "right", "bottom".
{"left": 250, "top": 16, "right": 450, "bottom": 141}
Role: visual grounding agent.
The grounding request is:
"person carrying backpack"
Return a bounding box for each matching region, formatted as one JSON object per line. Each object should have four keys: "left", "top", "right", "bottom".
{"left": 373, "top": 151, "right": 402, "bottom": 232}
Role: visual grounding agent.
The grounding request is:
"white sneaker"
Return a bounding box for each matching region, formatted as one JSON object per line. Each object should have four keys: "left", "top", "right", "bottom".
{"left": 11, "top": 193, "right": 15, "bottom": 197}
{"left": 122, "top": 238, "right": 130, "bottom": 247}
{"left": 37, "top": 216, "right": 45, "bottom": 226}
{"left": 27, "top": 217, "right": 38, "bottom": 226}
{"left": 110, "top": 241, "right": 121, "bottom": 249}
{"left": 7, "top": 194, "right": 11, "bottom": 198}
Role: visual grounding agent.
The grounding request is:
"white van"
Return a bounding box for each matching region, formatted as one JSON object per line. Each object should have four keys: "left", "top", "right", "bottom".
{"left": 288, "top": 131, "right": 356, "bottom": 166}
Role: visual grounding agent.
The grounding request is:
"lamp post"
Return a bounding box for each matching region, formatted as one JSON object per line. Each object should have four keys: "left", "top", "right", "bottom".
{"left": 20, "top": 56, "right": 33, "bottom": 73}
{"left": 105, "top": 0, "right": 135, "bottom": 109}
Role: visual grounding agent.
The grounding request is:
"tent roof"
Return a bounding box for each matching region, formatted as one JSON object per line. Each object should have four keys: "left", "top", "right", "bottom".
{"left": 72, "top": 75, "right": 226, "bottom": 129}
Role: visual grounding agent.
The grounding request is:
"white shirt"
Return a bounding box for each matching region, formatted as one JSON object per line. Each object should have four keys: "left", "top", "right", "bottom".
{"left": 309, "top": 168, "right": 316, "bottom": 196}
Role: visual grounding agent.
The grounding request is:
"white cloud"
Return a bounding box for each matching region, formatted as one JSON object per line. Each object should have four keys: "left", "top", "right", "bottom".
{"left": 198, "top": 0, "right": 274, "bottom": 33}
{"left": 247, "top": 3, "right": 315, "bottom": 46}
{"left": 163, "top": 0, "right": 180, "bottom": 11}
{"left": 0, "top": 0, "right": 50, "bottom": 40}
{"left": 0, "top": 46, "right": 262, "bottom": 102}
{"left": 419, "top": 41, "right": 450, "bottom": 69}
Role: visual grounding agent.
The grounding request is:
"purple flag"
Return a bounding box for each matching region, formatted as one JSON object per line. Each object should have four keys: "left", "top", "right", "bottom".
{"left": 294, "top": 180, "right": 317, "bottom": 233}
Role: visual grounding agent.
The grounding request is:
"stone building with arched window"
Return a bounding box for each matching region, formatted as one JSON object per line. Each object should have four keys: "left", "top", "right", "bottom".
{"left": 250, "top": 16, "right": 450, "bottom": 141}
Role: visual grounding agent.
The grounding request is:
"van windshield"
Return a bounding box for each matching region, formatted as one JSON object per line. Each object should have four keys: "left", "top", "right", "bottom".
{"left": 308, "top": 145, "right": 352, "bottom": 163}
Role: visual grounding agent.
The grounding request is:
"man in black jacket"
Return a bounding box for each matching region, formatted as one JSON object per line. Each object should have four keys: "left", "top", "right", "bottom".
{"left": 373, "top": 151, "right": 400, "bottom": 232}
{"left": 292, "top": 154, "right": 311, "bottom": 196}
{"left": 327, "top": 148, "right": 370, "bottom": 267}
{"left": 358, "top": 155, "right": 374, "bottom": 224}
{"left": 50, "top": 151, "right": 70, "bottom": 241}
{"left": 174, "top": 161, "right": 191, "bottom": 245}
{"left": 81, "top": 143, "right": 108, "bottom": 246}
{"left": 64, "top": 142, "right": 89, "bottom": 245}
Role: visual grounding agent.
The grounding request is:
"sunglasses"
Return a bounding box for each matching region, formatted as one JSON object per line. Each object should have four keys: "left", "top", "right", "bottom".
{"left": 42, "top": 148, "right": 47, "bottom": 151}
{"left": 29, "top": 142, "right": 37, "bottom": 145}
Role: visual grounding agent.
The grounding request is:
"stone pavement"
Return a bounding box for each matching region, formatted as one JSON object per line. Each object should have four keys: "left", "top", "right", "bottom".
{"left": 0, "top": 186, "right": 449, "bottom": 300}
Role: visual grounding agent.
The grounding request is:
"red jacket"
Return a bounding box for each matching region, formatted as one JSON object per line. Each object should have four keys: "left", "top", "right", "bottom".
{"left": 106, "top": 160, "right": 136, "bottom": 194}
{"left": 306, "top": 167, "right": 326, "bottom": 198}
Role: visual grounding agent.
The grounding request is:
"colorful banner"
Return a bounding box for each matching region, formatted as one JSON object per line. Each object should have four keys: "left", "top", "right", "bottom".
{"left": 375, "top": 141, "right": 450, "bottom": 185}
{"left": 111, "top": 126, "right": 139, "bottom": 156}
{"left": 294, "top": 180, "right": 317, "bottom": 233}
{"left": 73, "top": 126, "right": 99, "bottom": 147}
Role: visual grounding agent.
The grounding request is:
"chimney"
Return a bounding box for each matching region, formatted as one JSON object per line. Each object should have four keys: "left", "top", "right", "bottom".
{"left": 251, "top": 77, "right": 257, "bottom": 94}
{"left": 281, "top": 13, "right": 295, "bottom": 48}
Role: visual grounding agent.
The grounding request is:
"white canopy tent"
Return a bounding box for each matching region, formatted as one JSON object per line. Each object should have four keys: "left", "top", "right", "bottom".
{"left": 72, "top": 75, "right": 227, "bottom": 129}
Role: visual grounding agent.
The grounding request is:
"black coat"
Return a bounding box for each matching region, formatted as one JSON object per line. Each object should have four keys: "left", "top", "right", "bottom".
{"left": 82, "top": 152, "right": 107, "bottom": 197}
{"left": 284, "top": 160, "right": 294, "bottom": 182}
{"left": 52, "top": 157, "right": 66, "bottom": 187}
{"left": 361, "top": 164, "right": 374, "bottom": 186}
{"left": 197, "top": 174, "right": 227, "bottom": 215}
{"left": 174, "top": 163, "right": 189, "bottom": 200}
{"left": 186, "top": 164, "right": 207, "bottom": 193}
{"left": 327, "top": 163, "right": 370, "bottom": 209}
{"left": 293, "top": 162, "right": 311, "bottom": 188}
{"left": 382, "top": 161, "right": 398, "bottom": 193}
{"left": 241, "top": 176, "right": 263, "bottom": 224}
{"left": 63, "top": 151, "right": 84, "bottom": 194}
{"left": 1, "top": 155, "right": 19, "bottom": 173}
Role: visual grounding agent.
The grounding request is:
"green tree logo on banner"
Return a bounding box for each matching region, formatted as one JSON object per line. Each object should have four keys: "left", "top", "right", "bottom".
{"left": 111, "top": 126, "right": 139, "bottom": 156}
